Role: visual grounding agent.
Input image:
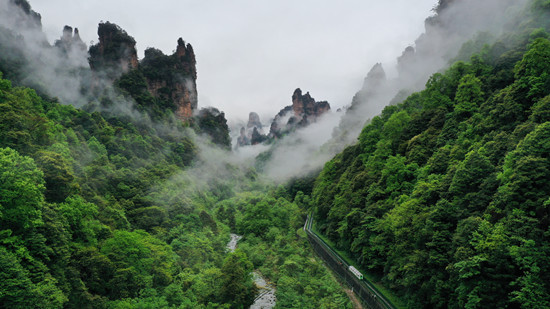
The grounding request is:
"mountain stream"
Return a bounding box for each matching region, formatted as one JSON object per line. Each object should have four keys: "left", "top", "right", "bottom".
{"left": 226, "top": 233, "right": 276, "bottom": 309}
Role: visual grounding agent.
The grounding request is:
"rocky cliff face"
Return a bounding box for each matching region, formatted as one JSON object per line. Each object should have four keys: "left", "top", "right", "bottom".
{"left": 87, "top": 22, "right": 198, "bottom": 120}
{"left": 291, "top": 88, "right": 331, "bottom": 121}
{"left": 236, "top": 112, "right": 267, "bottom": 147}
{"left": 88, "top": 22, "right": 138, "bottom": 79}
{"left": 250, "top": 127, "right": 267, "bottom": 145}
{"left": 9, "top": 0, "right": 41, "bottom": 29}
{"left": 54, "top": 25, "right": 87, "bottom": 56}
{"left": 326, "top": 63, "right": 389, "bottom": 154}
{"left": 269, "top": 88, "right": 331, "bottom": 138}
{"left": 351, "top": 63, "right": 387, "bottom": 110}
{"left": 141, "top": 38, "right": 198, "bottom": 120}
{"left": 175, "top": 38, "right": 197, "bottom": 80}
{"left": 237, "top": 127, "right": 250, "bottom": 147}
{"left": 2, "top": 2, "right": 203, "bottom": 126}
{"left": 247, "top": 112, "right": 262, "bottom": 130}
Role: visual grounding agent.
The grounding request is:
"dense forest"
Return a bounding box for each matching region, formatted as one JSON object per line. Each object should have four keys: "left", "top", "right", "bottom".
{"left": 2, "top": 0, "right": 550, "bottom": 308}
{"left": 313, "top": 0, "right": 550, "bottom": 307}
{"left": 0, "top": 68, "right": 350, "bottom": 308}
{"left": 0, "top": 0, "right": 350, "bottom": 308}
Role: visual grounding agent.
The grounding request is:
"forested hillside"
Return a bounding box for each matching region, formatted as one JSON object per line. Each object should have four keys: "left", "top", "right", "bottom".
{"left": 4, "top": 0, "right": 550, "bottom": 308}
{"left": 0, "top": 69, "right": 351, "bottom": 308}
{"left": 312, "top": 1, "right": 550, "bottom": 307}
{"left": 0, "top": 0, "right": 351, "bottom": 308}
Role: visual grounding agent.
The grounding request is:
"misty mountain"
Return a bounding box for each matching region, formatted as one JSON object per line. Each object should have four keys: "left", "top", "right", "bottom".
{"left": 328, "top": 0, "right": 529, "bottom": 152}
{"left": 0, "top": 0, "right": 229, "bottom": 149}
{"left": 268, "top": 88, "right": 331, "bottom": 139}
{"left": 236, "top": 88, "right": 331, "bottom": 148}
{"left": 228, "top": 0, "right": 530, "bottom": 183}
{"left": 312, "top": 0, "right": 550, "bottom": 307}
{"left": 0, "top": 1, "right": 348, "bottom": 307}
{"left": 2, "top": 0, "right": 550, "bottom": 308}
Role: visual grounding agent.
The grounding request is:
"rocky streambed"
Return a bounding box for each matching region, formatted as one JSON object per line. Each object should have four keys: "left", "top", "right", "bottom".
{"left": 227, "top": 233, "right": 276, "bottom": 309}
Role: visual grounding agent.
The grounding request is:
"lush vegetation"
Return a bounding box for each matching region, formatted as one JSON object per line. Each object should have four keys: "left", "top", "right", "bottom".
{"left": 193, "top": 107, "right": 232, "bottom": 150}
{"left": 312, "top": 2, "right": 550, "bottom": 308}
{"left": 6, "top": 0, "right": 550, "bottom": 308}
{"left": 216, "top": 190, "right": 352, "bottom": 308}
{"left": 0, "top": 1, "right": 352, "bottom": 305}
{"left": 88, "top": 22, "right": 137, "bottom": 78}
{"left": 0, "top": 64, "right": 352, "bottom": 307}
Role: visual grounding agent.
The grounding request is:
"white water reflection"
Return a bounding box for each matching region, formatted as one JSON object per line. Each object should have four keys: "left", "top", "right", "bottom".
{"left": 226, "top": 233, "right": 277, "bottom": 309}
{"left": 227, "top": 233, "right": 242, "bottom": 252}
{"left": 250, "top": 272, "right": 276, "bottom": 309}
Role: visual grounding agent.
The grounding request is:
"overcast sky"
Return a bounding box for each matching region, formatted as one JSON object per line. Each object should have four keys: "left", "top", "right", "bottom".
{"left": 31, "top": 0, "right": 437, "bottom": 123}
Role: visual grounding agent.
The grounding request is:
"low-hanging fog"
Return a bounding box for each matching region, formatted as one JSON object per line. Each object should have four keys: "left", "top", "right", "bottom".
{"left": 2, "top": 0, "right": 530, "bottom": 183}
{"left": 231, "top": 0, "right": 528, "bottom": 182}
{"left": 31, "top": 0, "right": 437, "bottom": 122}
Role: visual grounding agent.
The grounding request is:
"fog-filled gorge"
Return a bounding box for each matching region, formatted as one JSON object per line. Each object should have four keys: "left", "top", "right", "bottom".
{"left": 31, "top": 0, "right": 438, "bottom": 120}
{"left": 1, "top": 0, "right": 549, "bottom": 308}
{"left": 1, "top": 0, "right": 527, "bottom": 182}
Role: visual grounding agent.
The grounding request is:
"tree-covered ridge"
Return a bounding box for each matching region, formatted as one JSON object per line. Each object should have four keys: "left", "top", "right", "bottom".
{"left": 0, "top": 1, "right": 353, "bottom": 306}
{"left": 0, "top": 71, "right": 200, "bottom": 307}
{"left": 0, "top": 65, "right": 350, "bottom": 307}
{"left": 311, "top": 3, "right": 550, "bottom": 307}
{"left": 88, "top": 22, "right": 138, "bottom": 76}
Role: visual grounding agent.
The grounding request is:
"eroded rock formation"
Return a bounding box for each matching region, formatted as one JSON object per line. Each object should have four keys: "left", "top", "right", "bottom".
{"left": 87, "top": 22, "right": 198, "bottom": 120}
{"left": 141, "top": 38, "right": 198, "bottom": 120}
{"left": 247, "top": 112, "right": 262, "bottom": 130}
{"left": 269, "top": 88, "right": 330, "bottom": 138}
{"left": 236, "top": 112, "right": 268, "bottom": 147}
{"left": 196, "top": 107, "right": 231, "bottom": 149}
{"left": 54, "top": 25, "right": 86, "bottom": 55}
{"left": 88, "top": 22, "right": 138, "bottom": 79}
{"left": 291, "top": 88, "right": 330, "bottom": 123}
{"left": 237, "top": 127, "right": 250, "bottom": 147}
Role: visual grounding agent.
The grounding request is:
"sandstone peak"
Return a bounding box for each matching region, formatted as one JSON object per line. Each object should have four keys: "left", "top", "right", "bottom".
{"left": 141, "top": 37, "right": 198, "bottom": 120}
{"left": 269, "top": 88, "right": 331, "bottom": 138}
{"left": 55, "top": 25, "right": 86, "bottom": 54}
{"left": 362, "top": 63, "right": 387, "bottom": 93}
{"left": 88, "top": 22, "right": 138, "bottom": 77}
{"left": 247, "top": 112, "right": 262, "bottom": 130}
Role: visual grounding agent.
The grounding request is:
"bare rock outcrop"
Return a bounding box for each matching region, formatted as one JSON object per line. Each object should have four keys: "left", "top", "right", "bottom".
{"left": 88, "top": 22, "right": 138, "bottom": 79}
{"left": 269, "top": 88, "right": 331, "bottom": 138}
{"left": 55, "top": 25, "right": 87, "bottom": 55}
{"left": 247, "top": 112, "right": 263, "bottom": 130}
{"left": 141, "top": 38, "right": 198, "bottom": 120}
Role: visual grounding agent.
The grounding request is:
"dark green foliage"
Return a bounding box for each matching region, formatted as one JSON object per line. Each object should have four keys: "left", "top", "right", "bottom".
{"left": 218, "top": 192, "right": 352, "bottom": 308}
{"left": 0, "top": 85, "right": 50, "bottom": 154}
{"left": 88, "top": 22, "right": 136, "bottom": 78}
{"left": 0, "top": 246, "right": 67, "bottom": 309}
{"left": 311, "top": 12, "right": 550, "bottom": 308}
{"left": 0, "top": 27, "right": 26, "bottom": 83}
{"left": 195, "top": 107, "right": 232, "bottom": 149}
{"left": 0, "top": 9, "right": 338, "bottom": 309}
{"left": 115, "top": 65, "right": 172, "bottom": 120}
{"left": 142, "top": 48, "right": 185, "bottom": 82}
{"left": 4, "top": 1, "right": 549, "bottom": 307}
{"left": 219, "top": 251, "right": 257, "bottom": 308}
{"left": 514, "top": 37, "right": 550, "bottom": 101}
{"left": 35, "top": 151, "right": 77, "bottom": 203}
{"left": 0, "top": 73, "right": 245, "bottom": 308}
{"left": 0, "top": 147, "right": 45, "bottom": 231}
{"left": 0, "top": 148, "right": 68, "bottom": 308}
{"left": 114, "top": 69, "right": 160, "bottom": 115}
